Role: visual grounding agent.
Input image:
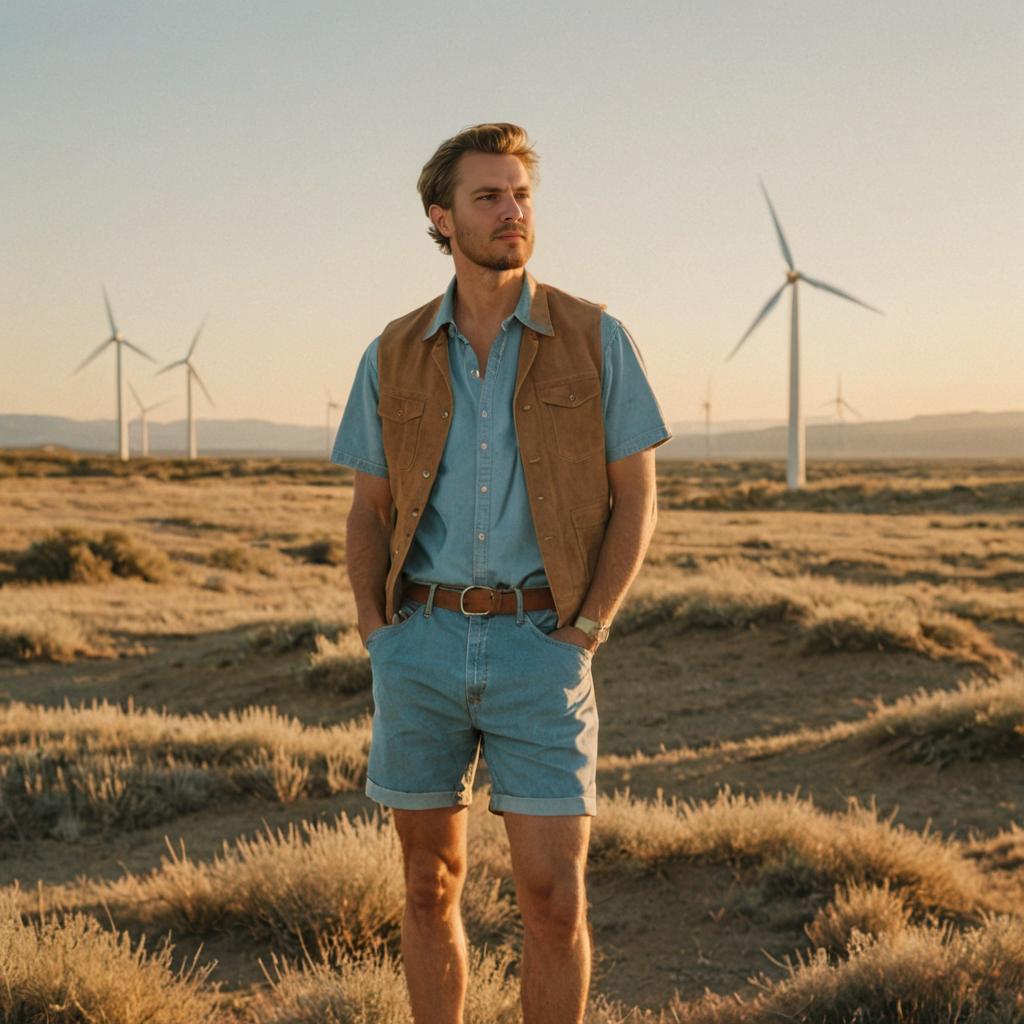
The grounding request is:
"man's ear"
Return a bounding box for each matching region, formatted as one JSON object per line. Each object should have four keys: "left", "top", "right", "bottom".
{"left": 428, "top": 203, "right": 452, "bottom": 242}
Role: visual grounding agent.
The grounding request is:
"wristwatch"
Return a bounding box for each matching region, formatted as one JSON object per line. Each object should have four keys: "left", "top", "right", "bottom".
{"left": 573, "top": 614, "right": 611, "bottom": 644}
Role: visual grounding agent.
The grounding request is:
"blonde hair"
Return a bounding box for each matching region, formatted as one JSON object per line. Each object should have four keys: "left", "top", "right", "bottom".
{"left": 417, "top": 123, "right": 539, "bottom": 254}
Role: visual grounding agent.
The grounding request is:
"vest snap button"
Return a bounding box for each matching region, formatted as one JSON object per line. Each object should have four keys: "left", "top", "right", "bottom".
{"left": 422, "top": 469, "right": 430, "bottom": 478}
{"left": 537, "top": 495, "right": 545, "bottom": 501}
{"left": 411, "top": 509, "right": 419, "bottom": 517}
{"left": 569, "top": 393, "right": 576, "bottom": 402}
{"left": 396, "top": 409, "right": 403, "bottom": 418}
{"left": 442, "top": 410, "right": 449, "bottom": 418}
{"left": 522, "top": 404, "right": 532, "bottom": 411}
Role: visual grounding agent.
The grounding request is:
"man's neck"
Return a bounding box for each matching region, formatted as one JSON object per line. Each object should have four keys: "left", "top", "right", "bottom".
{"left": 451, "top": 262, "right": 526, "bottom": 334}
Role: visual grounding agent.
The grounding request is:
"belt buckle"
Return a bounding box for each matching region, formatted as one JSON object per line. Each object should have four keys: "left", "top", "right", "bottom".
{"left": 459, "top": 585, "right": 495, "bottom": 616}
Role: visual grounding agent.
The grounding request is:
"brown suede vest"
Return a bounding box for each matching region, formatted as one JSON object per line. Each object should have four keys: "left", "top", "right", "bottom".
{"left": 376, "top": 273, "right": 610, "bottom": 628}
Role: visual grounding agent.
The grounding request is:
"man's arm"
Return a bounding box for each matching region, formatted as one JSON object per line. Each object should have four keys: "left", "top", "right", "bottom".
{"left": 552, "top": 446, "right": 658, "bottom": 651}
{"left": 346, "top": 469, "right": 394, "bottom": 645}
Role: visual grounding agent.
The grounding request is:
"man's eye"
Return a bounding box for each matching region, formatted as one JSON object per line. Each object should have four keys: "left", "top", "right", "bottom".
{"left": 478, "top": 194, "right": 496, "bottom": 201}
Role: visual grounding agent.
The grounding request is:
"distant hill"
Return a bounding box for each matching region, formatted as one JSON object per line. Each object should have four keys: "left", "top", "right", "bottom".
{"left": 1, "top": 410, "right": 1022, "bottom": 459}
{"left": 663, "top": 410, "right": 1024, "bottom": 458}
{"left": 0, "top": 415, "right": 333, "bottom": 458}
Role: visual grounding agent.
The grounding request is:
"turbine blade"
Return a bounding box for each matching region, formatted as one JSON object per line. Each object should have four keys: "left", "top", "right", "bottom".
{"left": 801, "top": 274, "right": 884, "bottom": 315}
{"left": 759, "top": 179, "right": 795, "bottom": 270}
{"left": 817, "top": 397, "right": 835, "bottom": 408}
{"left": 187, "top": 317, "right": 207, "bottom": 359}
{"left": 155, "top": 358, "right": 187, "bottom": 376}
{"left": 73, "top": 337, "right": 113, "bottom": 374}
{"left": 128, "top": 381, "right": 143, "bottom": 410}
{"left": 726, "top": 282, "right": 788, "bottom": 361}
{"left": 102, "top": 286, "right": 117, "bottom": 335}
{"left": 191, "top": 366, "right": 215, "bottom": 406}
{"left": 841, "top": 399, "right": 864, "bottom": 419}
{"left": 122, "top": 339, "right": 158, "bottom": 363}
{"left": 147, "top": 397, "right": 174, "bottom": 413}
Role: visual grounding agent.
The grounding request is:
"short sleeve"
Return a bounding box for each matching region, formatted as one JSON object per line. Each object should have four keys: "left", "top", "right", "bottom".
{"left": 601, "top": 314, "right": 672, "bottom": 463}
{"left": 330, "top": 336, "right": 389, "bottom": 477}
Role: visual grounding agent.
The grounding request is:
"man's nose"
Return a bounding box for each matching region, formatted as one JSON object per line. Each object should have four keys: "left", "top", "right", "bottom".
{"left": 500, "top": 194, "right": 524, "bottom": 220}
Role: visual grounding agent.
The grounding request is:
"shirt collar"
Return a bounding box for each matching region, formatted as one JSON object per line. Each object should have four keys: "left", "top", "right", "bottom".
{"left": 421, "top": 271, "right": 554, "bottom": 340}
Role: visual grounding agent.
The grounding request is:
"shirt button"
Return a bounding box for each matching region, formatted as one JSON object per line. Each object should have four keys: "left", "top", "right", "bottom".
{"left": 480, "top": 442, "right": 488, "bottom": 450}
{"left": 480, "top": 485, "right": 488, "bottom": 493}
{"left": 478, "top": 532, "right": 486, "bottom": 541}
{"left": 470, "top": 369, "right": 480, "bottom": 378}
{"left": 481, "top": 410, "right": 488, "bottom": 418}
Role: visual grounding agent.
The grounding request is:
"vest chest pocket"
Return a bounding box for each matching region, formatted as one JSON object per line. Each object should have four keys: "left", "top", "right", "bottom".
{"left": 378, "top": 389, "right": 426, "bottom": 471}
{"left": 536, "top": 374, "right": 603, "bottom": 463}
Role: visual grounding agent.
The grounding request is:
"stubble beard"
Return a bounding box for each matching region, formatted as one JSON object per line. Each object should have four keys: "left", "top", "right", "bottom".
{"left": 454, "top": 222, "right": 534, "bottom": 272}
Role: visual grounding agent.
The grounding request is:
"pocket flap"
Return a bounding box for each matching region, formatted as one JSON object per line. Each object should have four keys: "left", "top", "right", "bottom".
{"left": 378, "top": 391, "right": 425, "bottom": 422}
{"left": 537, "top": 374, "right": 601, "bottom": 409}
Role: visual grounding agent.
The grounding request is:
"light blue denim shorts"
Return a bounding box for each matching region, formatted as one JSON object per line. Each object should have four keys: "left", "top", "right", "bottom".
{"left": 364, "top": 586, "right": 599, "bottom": 816}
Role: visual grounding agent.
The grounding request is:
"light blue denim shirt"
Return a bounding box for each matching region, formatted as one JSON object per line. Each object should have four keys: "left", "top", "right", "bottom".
{"left": 331, "top": 275, "right": 670, "bottom": 590}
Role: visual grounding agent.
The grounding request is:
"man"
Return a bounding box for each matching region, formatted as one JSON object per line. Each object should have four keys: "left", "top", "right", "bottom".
{"left": 331, "top": 123, "right": 670, "bottom": 1024}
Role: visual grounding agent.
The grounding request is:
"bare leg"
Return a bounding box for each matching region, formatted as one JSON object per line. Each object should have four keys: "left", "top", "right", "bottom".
{"left": 393, "top": 806, "right": 470, "bottom": 1024}
{"left": 504, "top": 813, "right": 592, "bottom": 1024}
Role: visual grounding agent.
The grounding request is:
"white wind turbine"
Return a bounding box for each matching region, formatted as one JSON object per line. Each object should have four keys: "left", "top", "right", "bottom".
{"left": 699, "top": 378, "right": 712, "bottom": 458}
{"left": 819, "top": 374, "right": 863, "bottom": 453}
{"left": 128, "top": 382, "right": 171, "bottom": 457}
{"left": 727, "top": 181, "right": 883, "bottom": 489}
{"left": 73, "top": 288, "right": 157, "bottom": 460}
{"left": 156, "top": 318, "right": 214, "bottom": 460}
{"left": 325, "top": 389, "right": 341, "bottom": 459}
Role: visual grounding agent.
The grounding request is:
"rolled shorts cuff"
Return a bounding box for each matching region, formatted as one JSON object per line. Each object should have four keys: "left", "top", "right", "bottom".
{"left": 366, "top": 777, "right": 472, "bottom": 811}
{"left": 489, "top": 792, "right": 597, "bottom": 817}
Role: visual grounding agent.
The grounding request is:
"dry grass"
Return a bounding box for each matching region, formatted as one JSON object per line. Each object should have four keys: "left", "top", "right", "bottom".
{"left": 251, "top": 943, "right": 520, "bottom": 1024}
{"left": 0, "top": 700, "right": 370, "bottom": 838}
{"left": 33, "top": 809, "right": 514, "bottom": 957}
{"left": 0, "top": 888, "right": 217, "bottom": 1024}
{"left": 617, "top": 561, "right": 1011, "bottom": 669}
{"left": 669, "top": 914, "right": 1024, "bottom": 1023}
{"left": 12, "top": 526, "right": 173, "bottom": 583}
{"left": 859, "top": 671, "right": 1024, "bottom": 764}
{"left": 805, "top": 879, "right": 916, "bottom": 953}
{"left": 0, "top": 612, "right": 120, "bottom": 662}
{"left": 591, "top": 788, "right": 995, "bottom": 920}
{"left": 601, "top": 669, "right": 1024, "bottom": 776}
{"left": 208, "top": 544, "right": 277, "bottom": 576}
{"left": 304, "top": 629, "right": 372, "bottom": 693}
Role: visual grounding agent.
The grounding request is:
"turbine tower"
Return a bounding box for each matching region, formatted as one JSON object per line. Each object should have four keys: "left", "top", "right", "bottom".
{"left": 325, "top": 389, "right": 341, "bottom": 459}
{"left": 819, "top": 374, "right": 863, "bottom": 454}
{"left": 699, "top": 379, "right": 712, "bottom": 459}
{"left": 157, "top": 318, "right": 214, "bottom": 460}
{"left": 128, "top": 382, "right": 171, "bottom": 457}
{"left": 726, "top": 181, "right": 883, "bottom": 489}
{"left": 73, "top": 288, "right": 157, "bottom": 460}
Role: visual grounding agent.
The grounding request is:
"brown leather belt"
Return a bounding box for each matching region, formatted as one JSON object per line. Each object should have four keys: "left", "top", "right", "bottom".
{"left": 403, "top": 582, "right": 556, "bottom": 616}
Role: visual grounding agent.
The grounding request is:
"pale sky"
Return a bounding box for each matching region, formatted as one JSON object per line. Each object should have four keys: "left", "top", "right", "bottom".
{"left": 2, "top": 1, "right": 1021, "bottom": 430}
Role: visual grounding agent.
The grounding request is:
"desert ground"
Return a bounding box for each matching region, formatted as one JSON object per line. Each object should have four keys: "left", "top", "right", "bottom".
{"left": 1, "top": 450, "right": 1022, "bottom": 1022}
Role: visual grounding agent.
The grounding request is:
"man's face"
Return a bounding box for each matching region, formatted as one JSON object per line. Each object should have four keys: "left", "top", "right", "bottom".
{"left": 433, "top": 152, "right": 535, "bottom": 271}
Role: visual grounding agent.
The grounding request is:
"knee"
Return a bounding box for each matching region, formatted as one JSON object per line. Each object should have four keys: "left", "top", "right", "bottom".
{"left": 403, "top": 852, "right": 466, "bottom": 919}
{"left": 517, "top": 873, "right": 587, "bottom": 941}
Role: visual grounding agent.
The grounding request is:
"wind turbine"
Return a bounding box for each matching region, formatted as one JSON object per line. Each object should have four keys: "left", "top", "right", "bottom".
{"left": 128, "top": 382, "right": 171, "bottom": 457}
{"left": 325, "top": 389, "right": 341, "bottom": 459}
{"left": 157, "top": 318, "right": 214, "bottom": 460}
{"left": 72, "top": 288, "right": 157, "bottom": 460}
{"left": 726, "top": 181, "right": 883, "bottom": 489}
{"left": 819, "top": 374, "right": 863, "bottom": 454}
{"left": 699, "top": 378, "right": 712, "bottom": 458}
